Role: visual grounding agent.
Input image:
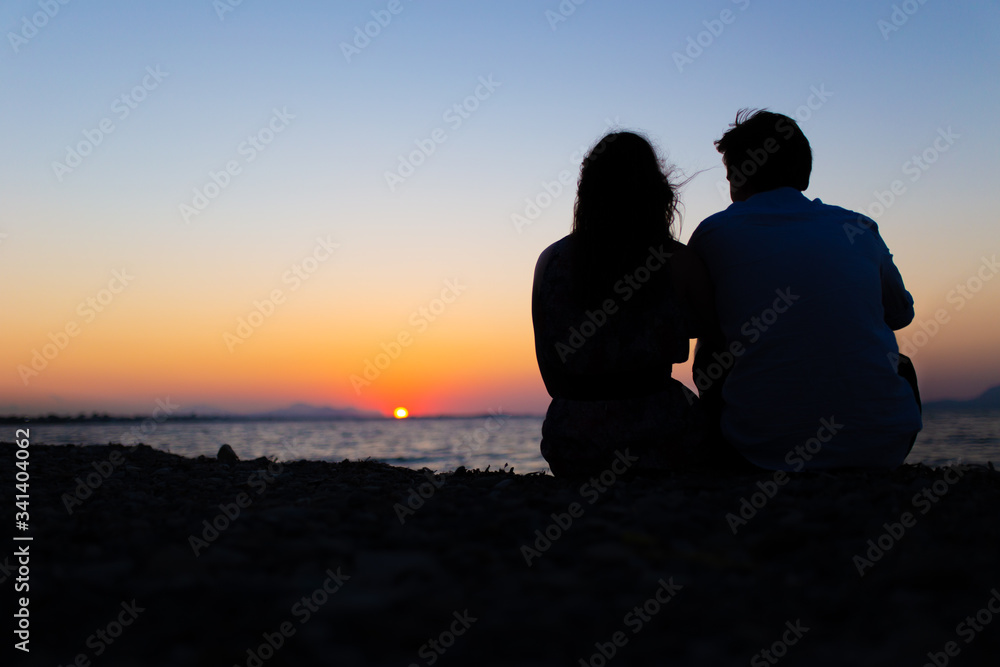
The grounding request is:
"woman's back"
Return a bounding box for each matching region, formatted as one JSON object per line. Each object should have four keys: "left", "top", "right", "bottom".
{"left": 532, "top": 235, "right": 693, "bottom": 400}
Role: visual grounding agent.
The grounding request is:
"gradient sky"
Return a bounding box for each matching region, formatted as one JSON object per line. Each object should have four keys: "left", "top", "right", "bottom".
{"left": 2, "top": 0, "right": 999, "bottom": 417}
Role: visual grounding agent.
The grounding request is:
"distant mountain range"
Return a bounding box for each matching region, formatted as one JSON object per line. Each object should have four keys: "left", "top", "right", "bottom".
{"left": 166, "top": 402, "right": 387, "bottom": 421}
{"left": 251, "top": 403, "right": 385, "bottom": 420}
{"left": 923, "top": 385, "right": 1000, "bottom": 411}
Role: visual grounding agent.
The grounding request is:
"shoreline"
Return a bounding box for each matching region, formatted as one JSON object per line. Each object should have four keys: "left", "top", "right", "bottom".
{"left": 4, "top": 443, "right": 999, "bottom": 666}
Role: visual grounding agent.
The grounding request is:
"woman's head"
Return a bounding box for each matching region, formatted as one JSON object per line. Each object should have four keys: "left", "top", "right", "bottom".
{"left": 573, "top": 131, "right": 678, "bottom": 244}
{"left": 571, "top": 131, "right": 679, "bottom": 291}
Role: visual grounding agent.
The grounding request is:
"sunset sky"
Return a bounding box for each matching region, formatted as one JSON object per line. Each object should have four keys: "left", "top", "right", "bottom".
{"left": 2, "top": 0, "right": 998, "bottom": 417}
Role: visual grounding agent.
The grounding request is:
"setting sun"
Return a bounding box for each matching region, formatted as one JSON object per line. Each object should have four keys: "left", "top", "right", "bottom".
{"left": 394, "top": 407, "right": 409, "bottom": 419}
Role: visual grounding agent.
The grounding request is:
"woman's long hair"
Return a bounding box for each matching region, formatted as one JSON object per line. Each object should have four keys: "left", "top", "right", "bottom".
{"left": 571, "top": 131, "right": 680, "bottom": 302}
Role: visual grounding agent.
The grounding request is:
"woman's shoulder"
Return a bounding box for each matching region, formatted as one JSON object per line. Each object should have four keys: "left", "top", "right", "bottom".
{"left": 534, "top": 235, "right": 573, "bottom": 281}
{"left": 537, "top": 235, "right": 572, "bottom": 261}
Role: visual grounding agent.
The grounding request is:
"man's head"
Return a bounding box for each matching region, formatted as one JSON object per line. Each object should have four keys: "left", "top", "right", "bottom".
{"left": 715, "top": 109, "right": 811, "bottom": 201}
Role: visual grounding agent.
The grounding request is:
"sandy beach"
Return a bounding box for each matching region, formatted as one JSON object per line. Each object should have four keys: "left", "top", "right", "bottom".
{"left": 4, "top": 442, "right": 999, "bottom": 666}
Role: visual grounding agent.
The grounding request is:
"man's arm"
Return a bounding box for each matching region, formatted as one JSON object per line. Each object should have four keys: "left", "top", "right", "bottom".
{"left": 859, "top": 217, "right": 914, "bottom": 331}
{"left": 880, "top": 253, "right": 915, "bottom": 330}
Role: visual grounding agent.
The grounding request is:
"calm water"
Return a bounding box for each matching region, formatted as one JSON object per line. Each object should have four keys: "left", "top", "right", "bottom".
{"left": 15, "top": 409, "right": 1000, "bottom": 472}
{"left": 19, "top": 415, "right": 547, "bottom": 473}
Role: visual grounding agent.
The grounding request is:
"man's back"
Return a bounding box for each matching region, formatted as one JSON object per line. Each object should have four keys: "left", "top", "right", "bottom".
{"left": 689, "top": 187, "right": 922, "bottom": 470}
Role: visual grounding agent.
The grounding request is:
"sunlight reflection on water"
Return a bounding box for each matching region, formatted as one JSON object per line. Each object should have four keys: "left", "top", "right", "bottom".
{"left": 22, "top": 409, "right": 1000, "bottom": 472}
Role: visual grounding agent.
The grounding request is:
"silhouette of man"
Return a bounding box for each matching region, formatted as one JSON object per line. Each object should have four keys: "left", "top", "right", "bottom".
{"left": 689, "top": 109, "right": 921, "bottom": 470}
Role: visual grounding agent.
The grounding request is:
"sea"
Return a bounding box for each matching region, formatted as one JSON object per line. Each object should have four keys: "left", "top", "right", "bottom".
{"left": 14, "top": 408, "right": 1000, "bottom": 473}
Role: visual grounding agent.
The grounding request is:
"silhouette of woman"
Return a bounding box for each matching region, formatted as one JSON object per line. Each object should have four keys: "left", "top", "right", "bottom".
{"left": 532, "top": 131, "right": 716, "bottom": 478}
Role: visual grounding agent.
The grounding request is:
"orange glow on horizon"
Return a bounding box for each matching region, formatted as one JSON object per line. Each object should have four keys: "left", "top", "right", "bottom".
{"left": 394, "top": 407, "right": 409, "bottom": 419}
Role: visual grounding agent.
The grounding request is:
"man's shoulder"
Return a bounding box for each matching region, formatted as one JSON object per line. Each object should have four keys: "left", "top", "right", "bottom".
{"left": 695, "top": 208, "right": 734, "bottom": 228}
{"left": 689, "top": 207, "right": 738, "bottom": 247}
{"left": 693, "top": 191, "right": 880, "bottom": 235}
{"left": 807, "top": 197, "right": 888, "bottom": 247}
{"left": 811, "top": 196, "right": 871, "bottom": 221}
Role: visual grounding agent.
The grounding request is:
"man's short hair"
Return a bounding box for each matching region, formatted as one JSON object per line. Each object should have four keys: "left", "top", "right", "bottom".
{"left": 715, "top": 109, "right": 811, "bottom": 193}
